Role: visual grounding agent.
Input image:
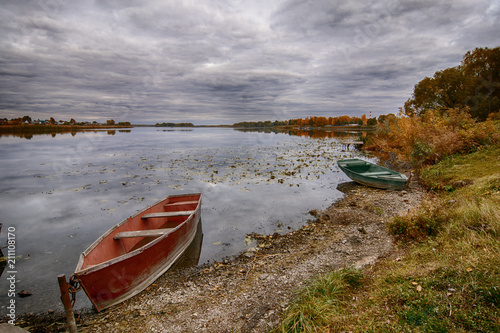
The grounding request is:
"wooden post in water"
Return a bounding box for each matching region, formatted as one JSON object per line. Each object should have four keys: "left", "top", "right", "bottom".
{"left": 58, "top": 274, "right": 78, "bottom": 333}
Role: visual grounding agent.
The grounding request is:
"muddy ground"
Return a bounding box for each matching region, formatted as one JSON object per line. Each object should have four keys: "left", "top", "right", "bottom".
{"left": 15, "top": 174, "right": 424, "bottom": 333}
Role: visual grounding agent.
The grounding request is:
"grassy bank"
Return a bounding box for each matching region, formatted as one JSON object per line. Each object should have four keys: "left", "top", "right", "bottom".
{"left": 277, "top": 145, "right": 499, "bottom": 332}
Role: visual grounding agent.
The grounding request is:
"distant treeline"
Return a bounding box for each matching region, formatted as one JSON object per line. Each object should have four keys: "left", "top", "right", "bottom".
{"left": 0, "top": 116, "right": 132, "bottom": 135}
{"left": 1, "top": 116, "right": 131, "bottom": 127}
{"left": 154, "top": 122, "right": 195, "bottom": 127}
{"left": 233, "top": 114, "right": 380, "bottom": 128}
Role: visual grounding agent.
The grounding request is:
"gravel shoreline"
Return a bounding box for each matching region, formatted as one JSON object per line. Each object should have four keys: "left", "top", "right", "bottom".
{"left": 13, "top": 174, "right": 424, "bottom": 332}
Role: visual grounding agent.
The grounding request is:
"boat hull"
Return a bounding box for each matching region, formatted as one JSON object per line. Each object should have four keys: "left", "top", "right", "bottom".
{"left": 74, "top": 193, "right": 202, "bottom": 311}
{"left": 337, "top": 159, "right": 408, "bottom": 190}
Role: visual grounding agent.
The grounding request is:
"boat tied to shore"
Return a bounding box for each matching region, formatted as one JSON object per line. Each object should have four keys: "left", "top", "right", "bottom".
{"left": 337, "top": 158, "right": 408, "bottom": 190}
{"left": 67, "top": 193, "right": 202, "bottom": 312}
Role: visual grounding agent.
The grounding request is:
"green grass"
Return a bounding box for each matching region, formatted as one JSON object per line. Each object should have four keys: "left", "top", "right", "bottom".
{"left": 420, "top": 144, "right": 500, "bottom": 193}
{"left": 382, "top": 198, "right": 499, "bottom": 330}
{"left": 275, "top": 144, "right": 500, "bottom": 332}
{"left": 276, "top": 267, "right": 362, "bottom": 332}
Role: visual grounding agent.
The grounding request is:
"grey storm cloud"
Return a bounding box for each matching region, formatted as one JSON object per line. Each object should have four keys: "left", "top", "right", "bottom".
{"left": 0, "top": 0, "right": 499, "bottom": 124}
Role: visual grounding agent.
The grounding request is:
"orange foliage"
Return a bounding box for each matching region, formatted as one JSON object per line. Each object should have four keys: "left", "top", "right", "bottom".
{"left": 366, "top": 108, "right": 500, "bottom": 168}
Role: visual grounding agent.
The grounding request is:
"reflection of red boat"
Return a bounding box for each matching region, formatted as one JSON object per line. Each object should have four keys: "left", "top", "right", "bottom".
{"left": 73, "top": 193, "right": 202, "bottom": 312}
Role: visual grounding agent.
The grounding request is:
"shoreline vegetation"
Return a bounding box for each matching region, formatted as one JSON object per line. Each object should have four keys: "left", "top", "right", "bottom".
{"left": 0, "top": 119, "right": 377, "bottom": 140}
{"left": 0, "top": 117, "right": 134, "bottom": 139}
{"left": 1, "top": 117, "right": 378, "bottom": 133}
{"left": 1, "top": 112, "right": 381, "bottom": 136}
{"left": 0, "top": 123, "right": 376, "bottom": 132}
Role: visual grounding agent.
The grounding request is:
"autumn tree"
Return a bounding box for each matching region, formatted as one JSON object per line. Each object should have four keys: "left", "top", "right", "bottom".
{"left": 361, "top": 114, "right": 367, "bottom": 125}
{"left": 378, "top": 113, "right": 396, "bottom": 124}
{"left": 350, "top": 116, "right": 362, "bottom": 125}
{"left": 462, "top": 47, "right": 500, "bottom": 120}
{"left": 315, "top": 116, "right": 329, "bottom": 126}
{"left": 405, "top": 46, "right": 500, "bottom": 120}
{"left": 336, "top": 115, "right": 351, "bottom": 125}
{"left": 308, "top": 116, "right": 316, "bottom": 126}
{"left": 405, "top": 67, "right": 471, "bottom": 116}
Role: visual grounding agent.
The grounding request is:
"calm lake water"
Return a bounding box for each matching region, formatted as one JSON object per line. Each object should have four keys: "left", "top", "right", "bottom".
{"left": 0, "top": 127, "right": 370, "bottom": 315}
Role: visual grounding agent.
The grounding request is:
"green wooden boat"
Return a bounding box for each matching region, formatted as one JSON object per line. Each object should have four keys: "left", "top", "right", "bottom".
{"left": 337, "top": 158, "right": 408, "bottom": 190}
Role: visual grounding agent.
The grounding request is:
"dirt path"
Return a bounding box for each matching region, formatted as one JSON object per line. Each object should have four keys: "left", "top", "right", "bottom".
{"left": 61, "top": 178, "right": 423, "bottom": 333}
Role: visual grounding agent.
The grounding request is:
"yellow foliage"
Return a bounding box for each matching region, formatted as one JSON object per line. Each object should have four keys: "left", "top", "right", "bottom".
{"left": 366, "top": 108, "right": 500, "bottom": 169}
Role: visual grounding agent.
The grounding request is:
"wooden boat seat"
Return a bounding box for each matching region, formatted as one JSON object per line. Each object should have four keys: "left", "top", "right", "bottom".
{"left": 362, "top": 171, "right": 392, "bottom": 176}
{"left": 378, "top": 174, "right": 402, "bottom": 178}
{"left": 113, "top": 228, "right": 175, "bottom": 239}
{"left": 164, "top": 200, "right": 198, "bottom": 207}
{"left": 343, "top": 161, "right": 367, "bottom": 165}
{"left": 141, "top": 210, "right": 195, "bottom": 219}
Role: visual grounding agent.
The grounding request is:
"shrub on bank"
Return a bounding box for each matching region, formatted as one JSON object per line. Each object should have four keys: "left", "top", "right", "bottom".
{"left": 365, "top": 108, "right": 500, "bottom": 169}
{"left": 387, "top": 197, "right": 450, "bottom": 241}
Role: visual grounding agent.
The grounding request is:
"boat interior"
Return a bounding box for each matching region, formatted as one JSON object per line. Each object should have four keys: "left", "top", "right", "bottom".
{"left": 80, "top": 194, "right": 201, "bottom": 269}
{"left": 342, "top": 161, "right": 397, "bottom": 176}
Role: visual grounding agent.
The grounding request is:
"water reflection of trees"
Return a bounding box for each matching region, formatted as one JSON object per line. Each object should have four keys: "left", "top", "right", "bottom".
{"left": 0, "top": 129, "right": 131, "bottom": 140}
{"left": 235, "top": 128, "right": 368, "bottom": 140}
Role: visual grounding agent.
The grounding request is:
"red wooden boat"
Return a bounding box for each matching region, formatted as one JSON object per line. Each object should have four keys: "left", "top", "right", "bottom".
{"left": 73, "top": 193, "right": 202, "bottom": 311}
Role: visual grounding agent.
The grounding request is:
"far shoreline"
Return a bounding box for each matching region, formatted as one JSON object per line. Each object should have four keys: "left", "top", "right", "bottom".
{"left": 1, "top": 123, "right": 376, "bottom": 134}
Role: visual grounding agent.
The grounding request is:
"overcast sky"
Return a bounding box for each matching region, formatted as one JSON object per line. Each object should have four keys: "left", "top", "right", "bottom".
{"left": 1, "top": 0, "right": 499, "bottom": 125}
